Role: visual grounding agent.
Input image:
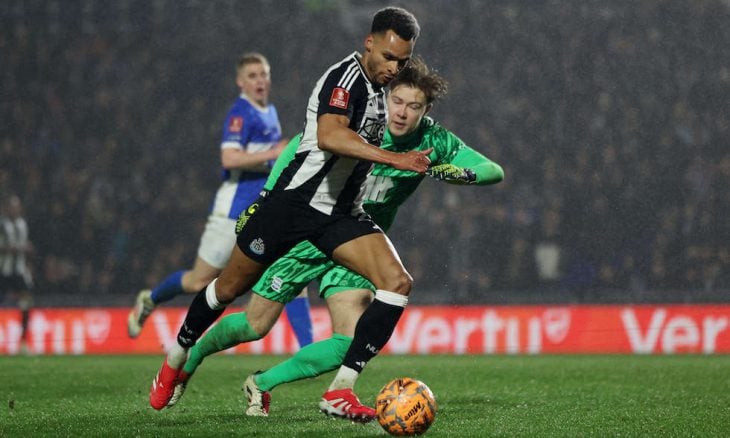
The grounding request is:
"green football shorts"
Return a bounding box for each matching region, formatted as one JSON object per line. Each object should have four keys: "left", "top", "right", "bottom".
{"left": 251, "top": 241, "right": 375, "bottom": 303}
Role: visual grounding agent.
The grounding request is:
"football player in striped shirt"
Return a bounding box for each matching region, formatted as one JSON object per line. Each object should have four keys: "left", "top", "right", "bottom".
{"left": 149, "top": 7, "right": 425, "bottom": 418}
{"left": 164, "top": 58, "right": 504, "bottom": 422}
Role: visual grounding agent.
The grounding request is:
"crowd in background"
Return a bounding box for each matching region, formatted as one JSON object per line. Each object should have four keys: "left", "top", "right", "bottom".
{"left": 2, "top": 0, "right": 728, "bottom": 306}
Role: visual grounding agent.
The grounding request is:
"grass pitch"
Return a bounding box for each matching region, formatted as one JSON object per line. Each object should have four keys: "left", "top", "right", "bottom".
{"left": 1, "top": 354, "right": 729, "bottom": 437}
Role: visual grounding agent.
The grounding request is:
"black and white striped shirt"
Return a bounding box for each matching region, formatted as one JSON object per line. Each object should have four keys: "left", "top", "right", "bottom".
{"left": 273, "top": 52, "right": 387, "bottom": 216}
{"left": 0, "top": 215, "right": 32, "bottom": 286}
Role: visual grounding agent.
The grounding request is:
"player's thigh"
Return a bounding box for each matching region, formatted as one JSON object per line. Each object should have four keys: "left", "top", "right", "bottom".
{"left": 197, "top": 215, "right": 236, "bottom": 269}
{"left": 331, "top": 232, "right": 412, "bottom": 293}
{"left": 244, "top": 293, "right": 286, "bottom": 336}
{"left": 325, "top": 288, "right": 373, "bottom": 336}
{"left": 216, "top": 245, "right": 267, "bottom": 302}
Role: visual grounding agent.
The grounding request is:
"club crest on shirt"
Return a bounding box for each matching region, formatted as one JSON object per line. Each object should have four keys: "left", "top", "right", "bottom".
{"left": 329, "top": 87, "right": 350, "bottom": 109}
{"left": 249, "top": 237, "right": 265, "bottom": 255}
{"left": 229, "top": 116, "right": 244, "bottom": 133}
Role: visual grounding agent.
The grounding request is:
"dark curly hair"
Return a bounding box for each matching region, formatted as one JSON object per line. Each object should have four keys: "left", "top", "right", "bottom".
{"left": 371, "top": 7, "right": 420, "bottom": 41}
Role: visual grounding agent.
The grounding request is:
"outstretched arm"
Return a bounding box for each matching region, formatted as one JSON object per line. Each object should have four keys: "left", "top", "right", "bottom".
{"left": 428, "top": 146, "right": 504, "bottom": 185}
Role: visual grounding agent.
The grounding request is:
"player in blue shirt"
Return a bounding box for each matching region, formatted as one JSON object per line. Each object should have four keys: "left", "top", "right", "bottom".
{"left": 127, "top": 52, "right": 313, "bottom": 348}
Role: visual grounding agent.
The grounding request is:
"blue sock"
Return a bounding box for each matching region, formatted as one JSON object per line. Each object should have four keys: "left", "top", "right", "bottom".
{"left": 285, "top": 296, "right": 313, "bottom": 347}
{"left": 150, "top": 270, "right": 185, "bottom": 305}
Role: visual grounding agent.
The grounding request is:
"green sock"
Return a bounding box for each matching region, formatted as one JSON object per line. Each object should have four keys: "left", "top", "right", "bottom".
{"left": 255, "top": 333, "right": 353, "bottom": 392}
{"left": 183, "top": 312, "right": 261, "bottom": 375}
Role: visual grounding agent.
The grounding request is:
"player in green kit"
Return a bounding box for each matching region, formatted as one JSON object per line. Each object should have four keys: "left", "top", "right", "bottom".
{"left": 166, "top": 58, "right": 504, "bottom": 419}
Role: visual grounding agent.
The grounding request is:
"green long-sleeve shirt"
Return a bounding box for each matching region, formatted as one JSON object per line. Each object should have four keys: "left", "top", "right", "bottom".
{"left": 261, "top": 116, "right": 503, "bottom": 261}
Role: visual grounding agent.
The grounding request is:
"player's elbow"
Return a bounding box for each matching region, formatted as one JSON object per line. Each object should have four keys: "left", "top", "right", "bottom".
{"left": 220, "top": 157, "right": 236, "bottom": 170}
{"left": 220, "top": 149, "right": 240, "bottom": 170}
{"left": 317, "top": 114, "right": 350, "bottom": 153}
{"left": 316, "top": 138, "right": 333, "bottom": 153}
{"left": 492, "top": 164, "right": 505, "bottom": 183}
{"left": 481, "top": 163, "right": 504, "bottom": 185}
{"left": 316, "top": 129, "right": 337, "bottom": 153}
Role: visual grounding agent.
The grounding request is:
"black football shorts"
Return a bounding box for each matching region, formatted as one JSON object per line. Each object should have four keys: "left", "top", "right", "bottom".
{"left": 235, "top": 191, "right": 382, "bottom": 265}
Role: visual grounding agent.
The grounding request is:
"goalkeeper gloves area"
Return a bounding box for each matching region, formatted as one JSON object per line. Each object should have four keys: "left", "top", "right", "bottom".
{"left": 426, "top": 164, "right": 477, "bottom": 184}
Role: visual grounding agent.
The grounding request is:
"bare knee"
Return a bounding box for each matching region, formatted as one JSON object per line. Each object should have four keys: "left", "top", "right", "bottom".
{"left": 214, "top": 275, "right": 247, "bottom": 303}
{"left": 182, "top": 271, "right": 217, "bottom": 293}
{"left": 182, "top": 257, "right": 224, "bottom": 293}
{"left": 212, "top": 249, "right": 265, "bottom": 303}
{"left": 378, "top": 268, "right": 413, "bottom": 295}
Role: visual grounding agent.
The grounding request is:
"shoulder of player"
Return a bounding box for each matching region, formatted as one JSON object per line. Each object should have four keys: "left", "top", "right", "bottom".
{"left": 322, "top": 52, "right": 376, "bottom": 97}
{"left": 320, "top": 53, "right": 361, "bottom": 83}
{"left": 234, "top": 95, "right": 275, "bottom": 114}
{"left": 227, "top": 98, "right": 276, "bottom": 124}
{"left": 421, "top": 118, "right": 465, "bottom": 160}
{"left": 226, "top": 95, "right": 250, "bottom": 116}
{"left": 421, "top": 117, "right": 450, "bottom": 146}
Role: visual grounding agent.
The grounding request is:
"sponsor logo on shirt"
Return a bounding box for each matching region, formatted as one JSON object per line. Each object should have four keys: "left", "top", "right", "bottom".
{"left": 249, "top": 237, "right": 265, "bottom": 255}
{"left": 329, "top": 87, "right": 350, "bottom": 109}
{"left": 229, "top": 116, "right": 244, "bottom": 133}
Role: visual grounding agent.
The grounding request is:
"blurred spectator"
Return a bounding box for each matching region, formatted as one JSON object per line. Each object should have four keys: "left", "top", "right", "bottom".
{"left": 0, "top": 194, "right": 34, "bottom": 351}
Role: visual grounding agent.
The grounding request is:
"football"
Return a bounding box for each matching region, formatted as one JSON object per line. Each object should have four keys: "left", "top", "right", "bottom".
{"left": 375, "top": 377, "right": 437, "bottom": 436}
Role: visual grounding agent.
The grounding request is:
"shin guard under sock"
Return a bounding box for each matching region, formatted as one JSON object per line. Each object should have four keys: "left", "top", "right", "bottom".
{"left": 341, "top": 290, "right": 407, "bottom": 373}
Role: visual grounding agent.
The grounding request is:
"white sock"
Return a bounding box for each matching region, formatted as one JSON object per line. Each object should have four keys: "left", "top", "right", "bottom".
{"left": 328, "top": 365, "right": 359, "bottom": 391}
{"left": 166, "top": 343, "right": 188, "bottom": 369}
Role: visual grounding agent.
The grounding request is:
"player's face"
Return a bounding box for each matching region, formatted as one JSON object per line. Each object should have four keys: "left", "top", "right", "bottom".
{"left": 387, "top": 85, "right": 429, "bottom": 137}
{"left": 363, "top": 30, "right": 414, "bottom": 86}
{"left": 237, "top": 62, "right": 271, "bottom": 107}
